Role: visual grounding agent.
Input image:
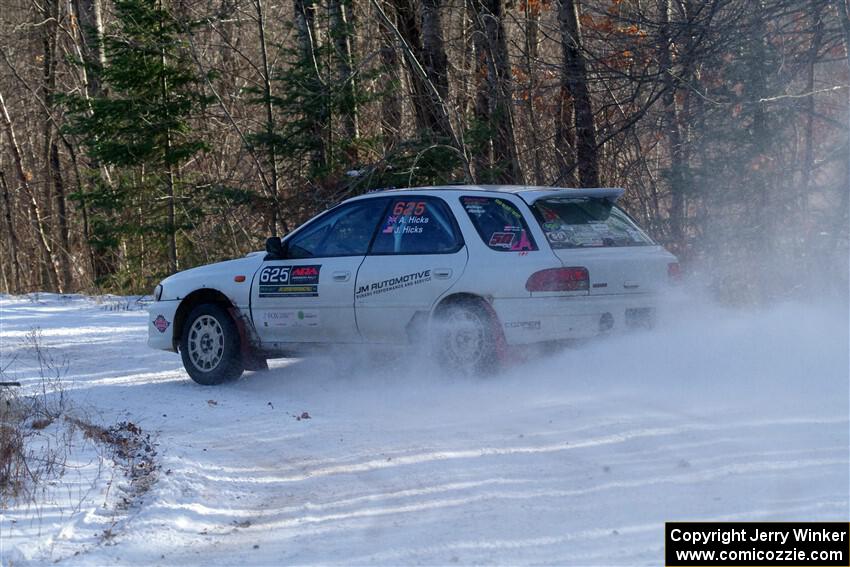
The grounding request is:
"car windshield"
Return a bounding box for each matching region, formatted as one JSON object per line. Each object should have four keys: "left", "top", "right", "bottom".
{"left": 531, "top": 198, "right": 654, "bottom": 249}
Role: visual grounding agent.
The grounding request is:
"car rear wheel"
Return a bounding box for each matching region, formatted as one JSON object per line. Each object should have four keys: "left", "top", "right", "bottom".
{"left": 180, "top": 304, "right": 244, "bottom": 385}
{"left": 432, "top": 300, "right": 497, "bottom": 376}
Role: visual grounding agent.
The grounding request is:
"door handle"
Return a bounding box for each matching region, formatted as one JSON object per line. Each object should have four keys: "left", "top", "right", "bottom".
{"left": 623, "top": 281, "right": 640, "bottom": 289}
{"left": 434, "top": 268, "right": 452, "bottom": 279}
{"left": 333, "top": 271, "right": 351, "bottom": 282}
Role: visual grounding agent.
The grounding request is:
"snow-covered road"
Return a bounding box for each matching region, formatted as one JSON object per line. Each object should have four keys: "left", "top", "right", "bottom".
{"left": 1, "top": 294, "right": 847, "bottom": 565}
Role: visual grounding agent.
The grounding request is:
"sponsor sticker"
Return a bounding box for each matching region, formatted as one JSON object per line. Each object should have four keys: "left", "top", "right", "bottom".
{"left": 505, "top": 320, "right": 541, "bottom": 331}
{"left": 540, "top": 207, "right": 560, "bottom": 221}
{"left": 259, "top": 264, "right": 321, "bottom": 297}
{"left": 355, "top": 270, "right": 432, "bottom": 299}
{"left": 509, "top": 230, "right": 536, "bottom": 251}
{"left": 263, "top": 310, "right": 320, "bottom": 328}
{"left": 152, "top": 315, "right": 170, "bottom": 333}
{"left": 495, "top": 199, "right": 522, "bottom": 218}
{"left": 489, "top": 231, "right": 516, "bottom": 249}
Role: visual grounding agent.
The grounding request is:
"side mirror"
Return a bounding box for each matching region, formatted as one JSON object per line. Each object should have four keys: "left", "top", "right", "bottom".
{"left": 265, "top": 237, "right": 286, "bottom": 259}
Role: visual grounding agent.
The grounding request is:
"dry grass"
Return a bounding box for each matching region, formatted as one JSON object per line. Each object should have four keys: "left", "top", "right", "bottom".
{"left": 1, "top": 327, "right": 158, "bottom": 516}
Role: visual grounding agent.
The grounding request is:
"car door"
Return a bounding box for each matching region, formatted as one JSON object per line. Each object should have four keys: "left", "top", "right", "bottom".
{"left": 251, "top": 198, "right": 388, "bottom": 345}
{"left": 355, "top": 196, "right": 468, "bottom": 344}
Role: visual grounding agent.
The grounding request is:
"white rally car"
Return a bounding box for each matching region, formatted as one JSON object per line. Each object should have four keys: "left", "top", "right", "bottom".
{"left": 148, "top": 185, "right": 679, "bottom": 384}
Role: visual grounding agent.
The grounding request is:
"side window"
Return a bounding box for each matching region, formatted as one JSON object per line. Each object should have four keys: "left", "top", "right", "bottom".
{"left": 370, "top": 197, "right": 462, "bottom": 255}
{"left": 460, "top": 196, "right": 537, "bottom": 252}
{"left": 287, "top": 199, "right": 387, "bottom": 259}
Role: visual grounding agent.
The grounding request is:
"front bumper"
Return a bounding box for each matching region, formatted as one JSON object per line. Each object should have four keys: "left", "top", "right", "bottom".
{"left": 492, "top": 294, "right": 659, "bottom": 345}
{"left": 147, "top": 300, "right": 180, "bottom": 351}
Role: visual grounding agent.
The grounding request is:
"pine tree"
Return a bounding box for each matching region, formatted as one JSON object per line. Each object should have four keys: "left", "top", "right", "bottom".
{"left": 64, "top": 0, "right": 210, "bottom": 285}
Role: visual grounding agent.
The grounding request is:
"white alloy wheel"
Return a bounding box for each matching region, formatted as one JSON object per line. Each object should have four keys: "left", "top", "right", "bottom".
{"left": 187, "top": 314, "right": 225, "bottom": 372}
{"left": 433, "top": 301, "right": 497, "bottom": 375}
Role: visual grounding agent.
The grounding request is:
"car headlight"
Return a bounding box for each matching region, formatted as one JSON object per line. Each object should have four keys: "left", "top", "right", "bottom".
{"left": 153, "top": 284, "right": 163, "bottom": 301}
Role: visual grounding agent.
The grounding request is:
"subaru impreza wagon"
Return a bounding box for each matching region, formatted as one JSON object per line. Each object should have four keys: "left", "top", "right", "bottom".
{"left": 148, "top": 185, "right": 680, "bottom": 384}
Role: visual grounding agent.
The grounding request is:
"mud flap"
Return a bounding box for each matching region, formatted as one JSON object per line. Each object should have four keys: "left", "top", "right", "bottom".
{"left": 228, "top": 308, "right": 268, "bottom": 371}
{"left": 479, "top": 300, "right": 510, "bottom": 365}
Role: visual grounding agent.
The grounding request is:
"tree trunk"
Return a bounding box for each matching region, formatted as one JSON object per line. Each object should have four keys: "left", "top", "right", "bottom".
{"left": 378, "top": 4, "right": 403, "bottom": 152}
{"left": 554, "top": 86, "right": 577, "bottom": 186}
{"left": 471, "top": 20, "right": 491, "bottom": 180}
{"left": 294, "top": 0, "right": 328, "bottom": 170}
{"left": 50, "top": 143, "right": 74, "bottom": 288}
{"left": 73, "top": 0, "right": 106, "bottom": 97}
{"left": 41, "top": 0, "right": 69, "bottom": 291}
{"left": 420, "top": 0, "right": 449, "bottom": 103}
{"left": 0, "top": 170, "right": 23, "bottom": 293}
{"left": 73, "top": 0, "right": 115, "bottom": 283}
{"left": 255, "top": 0, "right": 281, "bottom": 236}
{"left": 558, "top": 0, "right": 598, "bottom": 187}
{"left": 470, "top": 0, "right": 523, "bottom": 184}
{"left": 159, "top": 0, "right": 178, "bottom": 273}
{"left": 657, "top": 0, "right": 686, "bottom": 250}
{"left": 835, "top": 0, "right": 850, "bottom": 246}
{"left": 0, "top": 91, "right": 62, "bottom": 291}
{"left": 330, "top": 0, "right": 360, "bottom": 155}
{"left": 801, "top": 3, "right": 823, "bottom": 206}
{"left": 524, "top": 2, "right": 545, "bottom": 185}
{"left": 388, "top": 0, "right": 453, "bottom": 140}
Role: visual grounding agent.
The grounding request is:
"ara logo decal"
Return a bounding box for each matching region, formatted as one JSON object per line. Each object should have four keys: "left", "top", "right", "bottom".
{"left": 291, "top": 266, "right": 319, "bottom": 279}
{"left": 153, "top": 315, "right": 170, "bottom": 333}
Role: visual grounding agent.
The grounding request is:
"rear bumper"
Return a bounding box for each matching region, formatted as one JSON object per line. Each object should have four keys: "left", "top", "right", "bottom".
{"left": 147, "top": 300, "right": 180, "bottom": 351}
{"left": 492, "top": 294, "right": 658, "bottom": 345}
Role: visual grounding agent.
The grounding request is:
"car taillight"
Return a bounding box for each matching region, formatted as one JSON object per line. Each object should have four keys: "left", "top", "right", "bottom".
{"left": 668, "top": 262, "right": 682, "bottom": 282}
{"left": 526, "top": 267, "right": 589, "bottom": 292}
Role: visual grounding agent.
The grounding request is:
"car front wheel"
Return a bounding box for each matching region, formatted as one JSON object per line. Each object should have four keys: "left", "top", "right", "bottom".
{"left": 180, "top": 304, "right": 244, "bottom": 385}
{"left": 432, "top": 300, "right": 498, "bottom": 376}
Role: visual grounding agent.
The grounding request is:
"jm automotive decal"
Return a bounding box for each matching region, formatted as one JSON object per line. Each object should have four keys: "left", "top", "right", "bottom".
{"left": 355, "top": 269, "right": 431, "bottom": 299}
{"left": 258, "top": 265, "right": 321, "bottom": 298}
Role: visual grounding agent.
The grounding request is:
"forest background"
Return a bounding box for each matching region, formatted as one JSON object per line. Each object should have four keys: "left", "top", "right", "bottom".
{"left": 1, "top": 0, "right": 848, "bottom": 302}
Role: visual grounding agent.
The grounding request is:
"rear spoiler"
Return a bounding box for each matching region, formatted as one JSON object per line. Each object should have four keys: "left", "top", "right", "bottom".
{"left": 519, "top": 187, "right": 625, "bottom": 205}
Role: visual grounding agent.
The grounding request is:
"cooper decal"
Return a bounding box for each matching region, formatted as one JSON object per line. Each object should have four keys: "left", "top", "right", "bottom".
{"left": 259, "top": 264, "right": 321, "bottom": 297}
{"left": 355, "top": 269, "right": 432, "bottom": 299}
{"left": 505, "top": 320, "right": 541, "bottom": 331}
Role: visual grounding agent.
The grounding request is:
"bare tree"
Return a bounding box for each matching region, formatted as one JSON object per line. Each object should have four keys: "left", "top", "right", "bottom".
{"left": 0, "top": 90, "right": 62, "bottom": 290}
{"left": 469, "top": 0, "right": 523, "bottom": 183}
{"left": 557, "top": 0, "right": 598, "bottom": 187}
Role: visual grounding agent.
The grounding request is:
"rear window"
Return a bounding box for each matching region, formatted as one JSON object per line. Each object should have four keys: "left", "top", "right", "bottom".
{"left": 532, "top": 198, "right": 654, "bottom": 249}
{"left": 460, "top": 196, "right": 537, "bottom": 252}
